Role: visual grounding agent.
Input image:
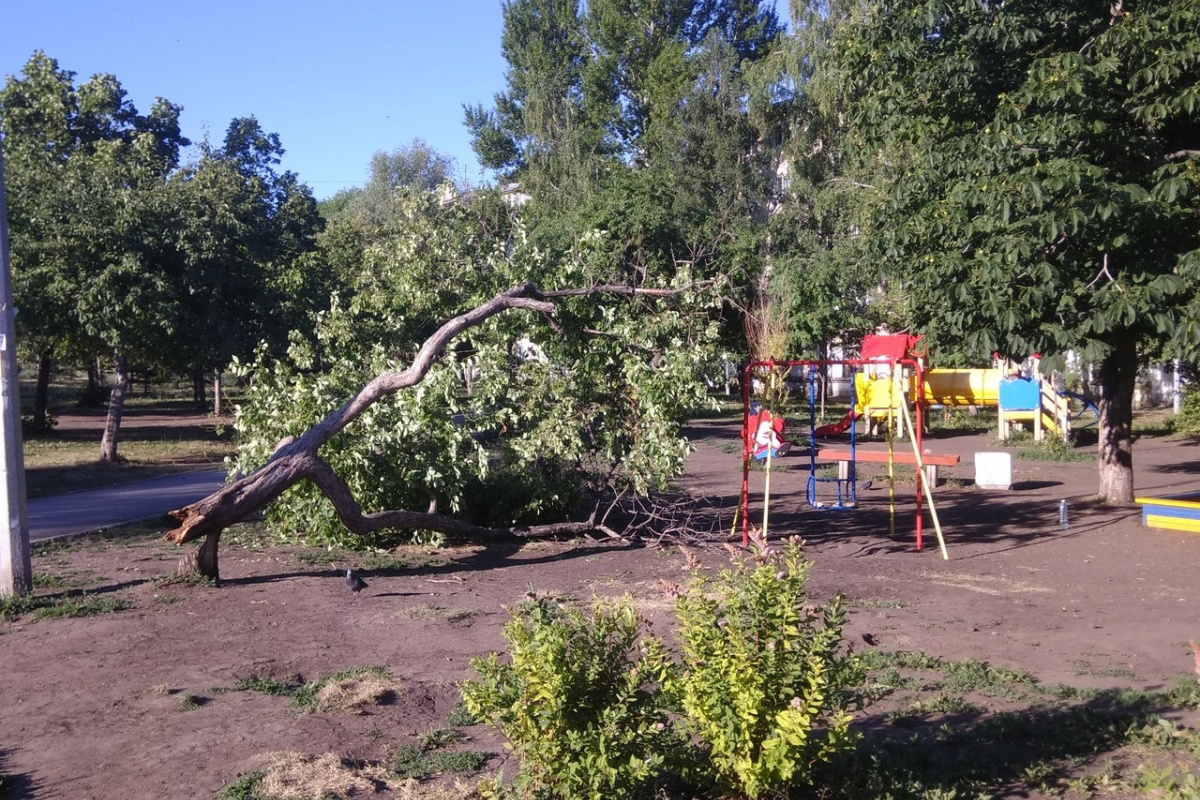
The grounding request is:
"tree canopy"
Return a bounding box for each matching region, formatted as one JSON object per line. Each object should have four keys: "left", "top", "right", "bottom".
{"left": 1, "top": 53, "right": 322, "bottom": 455}
{"left": 822, "top": 0, "right": 1200, "bottom": 502}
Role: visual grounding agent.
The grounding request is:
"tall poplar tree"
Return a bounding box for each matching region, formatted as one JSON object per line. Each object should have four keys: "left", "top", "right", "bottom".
{"left": 465, "top": 0, "right": 784, "bottom": 345}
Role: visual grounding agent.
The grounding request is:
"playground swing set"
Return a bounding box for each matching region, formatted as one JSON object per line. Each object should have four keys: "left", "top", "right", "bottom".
{"left": 733, "top": 333, "right": 1113, "bottom": 559}
{"left": 736, "top": 334, "right": 951, "bottom": 560}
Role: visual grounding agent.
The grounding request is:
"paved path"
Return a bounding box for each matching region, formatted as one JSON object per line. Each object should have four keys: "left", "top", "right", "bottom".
{"left": 27, "top": 468, "right": 228, "bottom": 542}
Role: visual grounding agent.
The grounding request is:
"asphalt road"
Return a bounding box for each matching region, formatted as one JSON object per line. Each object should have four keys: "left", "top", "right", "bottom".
{"left": 26, "top": 468, "right": 228, "bottom": 542}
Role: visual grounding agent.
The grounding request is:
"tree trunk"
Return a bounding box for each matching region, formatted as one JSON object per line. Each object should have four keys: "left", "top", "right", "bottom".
{"left": 193, "top": 367, "right": 206, "bottom": 409}
{"left": 213, "top": 372, "right": 223, "bottom": 417}
{"left": 85, "top": 355, "right": 104, "bottom": 406}
{"left": 1096, "top": 338, "right": 1137, "bottom": 505}
{"left": 31, "top": 353, "right": 52, "bottom": 433}
{"left": 99, "top": 351, "right": 132, "bottom": 464}
{"left": 174, "top": 531, "right": 220, "bottom": 583}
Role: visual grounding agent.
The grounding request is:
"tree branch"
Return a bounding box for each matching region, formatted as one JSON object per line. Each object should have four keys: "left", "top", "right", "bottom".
{"left": 164, "top": 283, "right": 557, "bottom": 567}
{"left": 162, "top": 281, "right": 696, "bottom": 579}
{"left": 1165, "top": 149, "right": 1200, "bottom": 163}
{"left": 542, "top": 280, "right": 718, "bottom": 298}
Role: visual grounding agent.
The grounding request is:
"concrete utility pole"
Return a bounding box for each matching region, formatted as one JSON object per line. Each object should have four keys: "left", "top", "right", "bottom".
{"left": 0, "top": 142, "right": 32, "bottom": 597}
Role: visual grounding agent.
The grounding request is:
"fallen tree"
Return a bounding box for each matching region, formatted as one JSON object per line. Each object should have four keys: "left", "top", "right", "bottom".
{"left": 164, "top": 282, "right": 718, "bottom": 580}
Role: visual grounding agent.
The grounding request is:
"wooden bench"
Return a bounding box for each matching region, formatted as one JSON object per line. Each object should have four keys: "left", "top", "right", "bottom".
{"left": 815, "top": 448, "right": 960, "bottom": 486}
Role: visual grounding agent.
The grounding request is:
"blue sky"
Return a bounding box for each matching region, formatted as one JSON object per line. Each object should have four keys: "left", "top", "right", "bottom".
{"left": 1, "top": 1, "right": 509, "bottom": 199}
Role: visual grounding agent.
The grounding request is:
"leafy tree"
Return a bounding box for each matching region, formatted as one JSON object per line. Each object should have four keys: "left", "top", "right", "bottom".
{"left": 165, "top": 117, "right": 323, "bottom": 408}
{"left": 1, "top": 52, "right": 188, "bottom": 452}
{"left": 466, "top": 0, "right": 785, "bottom": 361}
{"left": 3, "top": 56, "right": 323, "bottom": 452}
{"left": 759, "top": 0, "right": 908, "bottom": 362}
{"left": 320, "top": 138, "right": 459, "bottom": 227}
{"left": 829, "top": 0, "right": 1200, "bottom": 503}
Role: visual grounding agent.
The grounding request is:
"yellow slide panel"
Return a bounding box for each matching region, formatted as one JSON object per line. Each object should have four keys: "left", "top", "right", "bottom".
{"left": 921, "top": 369, "right": 1000, "bottom": 407}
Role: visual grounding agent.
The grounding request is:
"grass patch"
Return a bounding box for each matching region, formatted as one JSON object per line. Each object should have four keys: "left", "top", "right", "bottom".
{"left": 151, "top": 572, "right": 218, "bottom": 589}
{"left": 393, "top": 728, "right": 491, "bottom": 780}
{"left": 292, "top": 550, "right": 342, "bottom": 566}
{"left": 927, "top": 407, "right": 997, "bottom": 433}
{"left": 32, "top": 569, "right": 99, "bottom": 590}
{"left": 393, "top": 746, "right": 490, "bottom": 781}
{"left": 852, "top": 597, "right": 909, "bottom": 610}
{"left": 219, "top": 770, "right": 268, "bottom": 800}
{"left": 997, "top": 428, "right": 1094, "bottom": 462}
{"left": 230, "top": 674, "right": 300, "bottom": 697}
{"left": 0, "top": 591, "right": 130, "bottom": 621}
{"left": 256, "top": 752, "right": 395, "bottom": 799}
{"left": 832, "top": 650, "right": 1200, "bottom": 799}
{"left": 177, "top": 693, "right": 208, "bottom": 711}
{"left": 393, "top": 603, "right": 476, "bottom": 624}
{"left": 291, "top": 666, "right": 399, "bottom": 714}
{"left": 1071, "top": 659, "right": 1139, "bottom": 680}
{"left": 446, "top": 701, "right": 479, "bottom": 728}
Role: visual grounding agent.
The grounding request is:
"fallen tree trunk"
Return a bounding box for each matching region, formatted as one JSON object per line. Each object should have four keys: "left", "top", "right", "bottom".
{"left": 164, "top": 283, "right": 637, "bottom": 581}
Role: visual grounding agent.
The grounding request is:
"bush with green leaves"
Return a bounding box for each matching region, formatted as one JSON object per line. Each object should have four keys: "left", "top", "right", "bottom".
{"left": 673, "top": 538, "right": 864, "bottom": 798}
{"left": 462, "top": 539, "right": 865, "bottom": 799}
{"left": 229, "top": 191, "right": 722, "bottom": 548}
{"left": 1175, "top": 386, "right": 1200, "bottom": 435}
{"left": 461, "top": 596, "right": 679, "bottom": 800}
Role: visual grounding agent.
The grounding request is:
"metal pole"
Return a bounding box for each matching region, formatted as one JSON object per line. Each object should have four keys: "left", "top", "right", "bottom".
{"left": 0, "top": 141, "right": 32, "bottom": 597}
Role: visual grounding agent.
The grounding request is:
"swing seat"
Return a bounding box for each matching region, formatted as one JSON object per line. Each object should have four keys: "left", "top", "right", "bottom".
{"left": 752, "top": 442, "right": 791, "bottom": 460}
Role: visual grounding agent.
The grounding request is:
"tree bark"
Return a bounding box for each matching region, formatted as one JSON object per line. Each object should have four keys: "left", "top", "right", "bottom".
{"left": 165, "top": 283, "right": 571, "bottom": 580}
{"left": 99, "top": 351, "right": 131, "bottom": 464}
{"left": 85, "top": 355, "right": 104, "bottom": 406}
{"left": 31, "top": 353, "right": 52, "bottom": 433}
{"left": 1096, "top": 338, "right": 1137, "bottom": 505}
{"left": 193, "top": 367, "right": 206, "bottom": 409}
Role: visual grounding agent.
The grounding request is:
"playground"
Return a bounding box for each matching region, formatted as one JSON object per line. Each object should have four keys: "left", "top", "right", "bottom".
{"left": 1, "top": 406, "right": 1199, "bottom": 797}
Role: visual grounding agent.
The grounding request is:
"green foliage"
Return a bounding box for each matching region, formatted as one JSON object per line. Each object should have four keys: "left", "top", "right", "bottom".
{"left": 1175, "top": 387, "right": 1200, "bottom": 435}
{"left": 461, "top": 596, "right": 678, "bottom": 800}
{"left": 232, "top": 674, "right": 298, "bottom": 697}
{"left": 673, "top": 538, "right": 864, "bottom": 798}
{"left": 824, "top": 0, "right": 1200, "bottom": 501}
{"left": 219, "top": 771, "right": 268, "bottom": 800}
{"left": 393, "top": 729, "right": 490, "bottom": 780}
{"left": 463, "top": 541, "right": 865, "bottom": 799}
{"left": 0, "top": 591, "right": 130, "bottom": 621}
{"left": 231, "top": 192, "right": 721, "bottom": 548}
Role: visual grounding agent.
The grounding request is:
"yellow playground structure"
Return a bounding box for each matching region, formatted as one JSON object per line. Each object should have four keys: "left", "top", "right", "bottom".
{"left": 852, "top": 360, "right": 1073, "bottom": 441}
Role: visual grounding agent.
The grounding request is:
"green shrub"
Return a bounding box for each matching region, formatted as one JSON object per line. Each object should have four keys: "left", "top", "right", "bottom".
{"left": 461, "top": 596, "right": 678, "bottom": 800}
{"left": 1176, "top": 387, "right": 1200, "bottom": 435}
{"left": 462, "top": 540, "right": 866, "bottom": 799}
{"left": 673, "top": 538, "right": 865, "bottom": 798}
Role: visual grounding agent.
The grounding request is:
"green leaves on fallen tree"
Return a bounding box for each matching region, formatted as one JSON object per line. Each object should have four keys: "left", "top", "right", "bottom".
{"left": 229, "top": 192, "right": 722, "bottom": 548}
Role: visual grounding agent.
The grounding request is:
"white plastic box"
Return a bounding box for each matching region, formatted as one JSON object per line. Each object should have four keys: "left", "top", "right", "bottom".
{"left": 975, "top": 451, "right": 1012, "bottom": 490}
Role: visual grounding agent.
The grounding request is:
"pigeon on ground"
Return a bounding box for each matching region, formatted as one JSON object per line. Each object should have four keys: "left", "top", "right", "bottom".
{"left": 344, "top": 569, "right": 368, "bottom": 595}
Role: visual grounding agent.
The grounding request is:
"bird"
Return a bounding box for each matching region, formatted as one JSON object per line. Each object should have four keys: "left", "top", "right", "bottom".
{"left": 344, "top": 569, "right": 368, "bottom": 595}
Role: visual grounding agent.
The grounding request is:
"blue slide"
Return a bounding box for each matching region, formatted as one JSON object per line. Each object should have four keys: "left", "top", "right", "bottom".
{"left": 1059, "top": 389, "right": 1099, "bottom": 427}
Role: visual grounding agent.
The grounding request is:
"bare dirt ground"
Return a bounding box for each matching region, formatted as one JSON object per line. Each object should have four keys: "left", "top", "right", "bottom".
{"left": 3, "top": 410, "right": 1200, "bottom": 799}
